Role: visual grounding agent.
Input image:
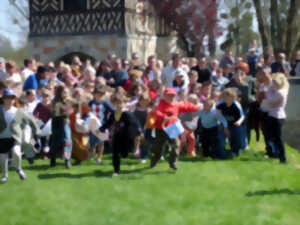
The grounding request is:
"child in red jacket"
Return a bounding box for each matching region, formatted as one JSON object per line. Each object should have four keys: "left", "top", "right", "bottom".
{"left": 150, "top": 88, "right": 200, "bottom": 170}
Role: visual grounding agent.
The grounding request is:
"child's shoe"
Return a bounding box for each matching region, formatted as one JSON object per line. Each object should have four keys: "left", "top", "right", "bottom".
{"left": 17, "top": 170, "right": 27, "bottom": 180}
{"left": 0, "top": 176, "right": 8, "bottom": 183}
{"left": 65, "top": 159, "right": 72, "bottom": 169}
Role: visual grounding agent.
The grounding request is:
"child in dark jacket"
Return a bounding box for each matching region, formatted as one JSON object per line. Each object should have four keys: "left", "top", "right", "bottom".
{"left": 103, "top": 93, "right": 142, "bottom": 176}
{"left": 217, "top": 88, "right": 245, "bottom": 157}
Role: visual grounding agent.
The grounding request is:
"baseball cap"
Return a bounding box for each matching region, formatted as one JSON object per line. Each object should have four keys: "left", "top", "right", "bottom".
{"left": 164, "top": 88, "right": 176, "bottom": 96}
{"left": 174, "top": 69, "right": 186, "bottom": 77}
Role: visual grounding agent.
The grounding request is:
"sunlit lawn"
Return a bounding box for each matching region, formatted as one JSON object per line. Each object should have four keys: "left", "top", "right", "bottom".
{"left": 1, "top": 137, "right": 300, "bottom": 225}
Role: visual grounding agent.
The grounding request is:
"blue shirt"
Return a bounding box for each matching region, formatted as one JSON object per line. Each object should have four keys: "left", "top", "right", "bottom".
{"left": 199, "top": 109, "right": 228, "bottom": 129}
{"left": 109, "top": 69, "right": 128, "bottom": 87}
{"left": 23, "top": 74, "right": 38, "bottom": 91}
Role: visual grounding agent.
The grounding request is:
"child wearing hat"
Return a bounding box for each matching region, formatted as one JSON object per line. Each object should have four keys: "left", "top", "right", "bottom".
{"left": 0, "top": 89, "right": 28, "bottom": 183}
{"left": 150, "top": 88, "right": 200, "bottom": 170}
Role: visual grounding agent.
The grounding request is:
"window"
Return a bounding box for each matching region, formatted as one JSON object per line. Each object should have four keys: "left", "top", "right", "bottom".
{"left": 64, "top": 0, "right": 87, "bottom": 11}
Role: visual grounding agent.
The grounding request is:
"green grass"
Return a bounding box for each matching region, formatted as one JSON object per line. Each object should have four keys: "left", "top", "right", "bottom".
{"left": 1, "top": 138, "right": 300, "bottom": 225}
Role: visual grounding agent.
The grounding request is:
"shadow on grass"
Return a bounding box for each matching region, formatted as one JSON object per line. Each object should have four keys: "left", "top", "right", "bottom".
{"left": 23, "top": 164, "right": 53, "bottom": 171}
{"left": 246, "top": 188, "right": 300, "bottom": 197}
{"left": 37, "top": 165, "right": 176, "bottom": 180}
{"left": 37, "top": 170, "right": 112, "bottom": 180}
{"left": 37, "top": 166, "right": 151, "bottom": 180}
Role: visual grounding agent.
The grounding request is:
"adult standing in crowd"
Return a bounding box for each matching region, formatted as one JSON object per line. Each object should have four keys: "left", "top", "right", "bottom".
{"left": 256, "top": 66, "right": 277, "bottom": 158}
{"left": 23, "top": 66, "right": 50, "bottom": 91}
{"left": 247, "top": 48, "right": 259, "bottom": 77}
{"left": 107, "top": 58, "right": 128, "bottom": 88}
{"left": 220, "top": 50, "right": 235, "bottom": 69}
{"left": 22, "top": 58, "right": 36, "bottom": 81}
{"left": 161, "top": 54, "right": 189, "bottom": 88}
{"left": 226, "top": 63, "right": 256, "bottom": 147}
{"left": 291, "top": 50, "right": 300, "bottom": 76}
{"left": 271, "top": 53, "right": 291, "bottom": 76}
{"left": 191, "top": 57, "right": 211, "bottom": 84}
{"left": 96, "top": 60, "right": 111, "bottom": 79}
{"left": 261, "top": 73, "right": 289, "bottom": 163}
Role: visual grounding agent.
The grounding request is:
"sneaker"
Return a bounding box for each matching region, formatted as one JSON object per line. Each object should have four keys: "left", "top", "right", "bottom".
{"left": 44, "top": 147, "right": 50, "bottom": 153}
{"left": 170, "top": 164, "right": 178, "bottom": 171}
{"left": 280, "top": 159, "right": 287, "bottom": 164}
{"left": 17, "top": 170, "right": 27, "bottom": 180}
{"left": 0, "top": 176, "right": 8, "bottom": 183}
{"left": 65, "top": 160, "right": 72, "bottom": 169}
{"left": 96, "top": 159, "right": 102, "bottom": 165}
{"left": 112, "top": 172, "right": 119, "bottom": 177}
{"left": 141, "top": 159, "right": 147, "bottom": 164}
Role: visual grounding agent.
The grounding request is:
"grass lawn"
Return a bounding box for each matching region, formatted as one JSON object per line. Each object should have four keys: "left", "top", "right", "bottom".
{"left": 1, "top": 138, "right": 300, "bottom": 225}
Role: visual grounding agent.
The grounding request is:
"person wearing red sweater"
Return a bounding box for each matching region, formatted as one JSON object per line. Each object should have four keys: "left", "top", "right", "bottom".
{"left": 150, "top": 88, "right": 200, "bottom": 170}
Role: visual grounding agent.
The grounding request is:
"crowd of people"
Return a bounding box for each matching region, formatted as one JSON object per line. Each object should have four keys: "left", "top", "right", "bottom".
{"left": 0, "top": 44, "right": 296, "bottom": 183}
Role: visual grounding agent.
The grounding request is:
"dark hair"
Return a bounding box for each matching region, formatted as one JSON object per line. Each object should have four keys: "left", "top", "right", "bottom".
{"left": 128, "top": 83, "right": 142, "bottom": 97}
{"left": 96, "top": 60, "right": 110, "bottom": 76}
{"left": 37, "top": 66, "right": 47, "bottom": 75}
{"left": 24, "top": 58, "right": 34, "bottom": 67}
{"left": 172, "top": 53, "right": 180, "bottom": 61}
{"left": 53, "top": 85, "right": 66, "bottom": 104}
{"left": 47, "top": 66, "right": 57, "bottom": 73}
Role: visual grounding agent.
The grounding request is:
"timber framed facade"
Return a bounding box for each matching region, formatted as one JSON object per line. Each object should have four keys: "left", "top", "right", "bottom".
{"left": 28, "top": 0, "right": 180, "bottom": 63}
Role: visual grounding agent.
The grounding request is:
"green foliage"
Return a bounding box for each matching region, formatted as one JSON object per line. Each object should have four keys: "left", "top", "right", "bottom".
{"left": 230, "top": 7, "right": 240, "bottom": 18}
{"left": 2, "top": 46, "right": 29, "bottom": 67}
{"left": 0, "top": 35, "right": 28, "bottom": 66}
{"left": 221, "top": 0, "right": 259, "bottom": 55}
{"left": 0, "top": 139, "right": 300, "bottom": 225}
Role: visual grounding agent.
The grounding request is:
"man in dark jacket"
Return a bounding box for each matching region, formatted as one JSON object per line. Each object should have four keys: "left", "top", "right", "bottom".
{"left": 108, "top": 58, "right": 129, "bottom": 88}
{"left": 191, "top": 57, "right": 211, "bottom": 84}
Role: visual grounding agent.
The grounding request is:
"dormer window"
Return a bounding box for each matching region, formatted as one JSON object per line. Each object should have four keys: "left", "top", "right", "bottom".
{"left": 64, "top": 0, "right": 87, "bottom": 11}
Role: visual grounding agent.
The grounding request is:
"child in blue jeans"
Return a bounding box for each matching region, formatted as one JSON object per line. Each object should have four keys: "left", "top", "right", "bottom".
{"left": 217, "top": 88, "right": 245, "bottom": 157}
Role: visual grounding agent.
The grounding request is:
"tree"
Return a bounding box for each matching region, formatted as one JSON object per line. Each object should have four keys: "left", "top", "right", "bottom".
{"left": 2, "top": 0, "right": 29, "bottom": 46}
{"left": 253, "top": 0, "right": 300, "bottom": 61}
{"left": 150, "top": 0, "right": 222, "bottom": 57}
{"left": 220, "top": 0, "right": 260, "bottom": 56}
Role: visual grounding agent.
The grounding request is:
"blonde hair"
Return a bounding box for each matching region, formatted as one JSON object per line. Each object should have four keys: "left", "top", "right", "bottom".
{"left": 272, "top": 72, "right": 289, "bottom": 93}
{"left": 188, "top": 94, "right": 199, "bottom": 105}
{"left": 223, "top": 88, "right": 237, "bottom": 100}
{"left": 204, "top": 98, "right": 214, "bottom": 107}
